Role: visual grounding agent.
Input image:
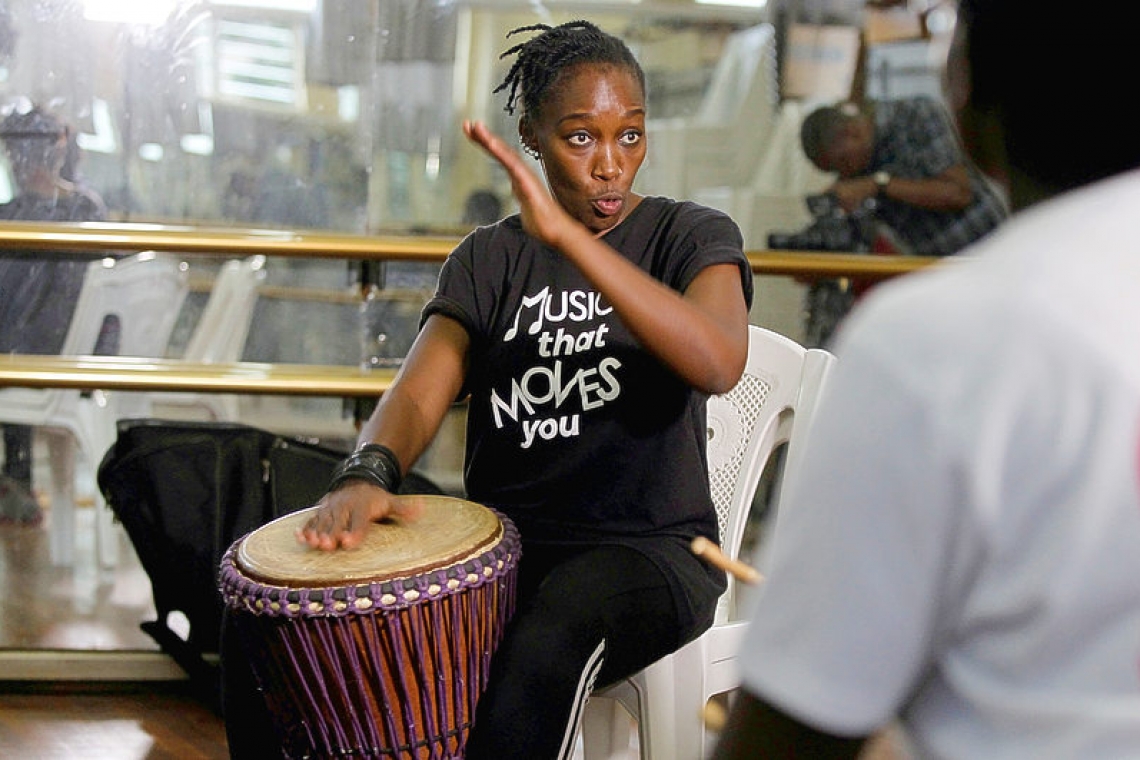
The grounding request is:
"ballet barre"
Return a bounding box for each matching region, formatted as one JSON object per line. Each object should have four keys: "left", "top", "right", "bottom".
{"left": 0, "top": 354, "right": 397, "bottom": 397}
{"left": 0, "top": 220, "right": 940, "bottom": 281}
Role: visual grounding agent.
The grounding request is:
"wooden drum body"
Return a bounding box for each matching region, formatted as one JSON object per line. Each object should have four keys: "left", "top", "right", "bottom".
{"left": 218, "top": 495, "right": 520, "bottom": 759}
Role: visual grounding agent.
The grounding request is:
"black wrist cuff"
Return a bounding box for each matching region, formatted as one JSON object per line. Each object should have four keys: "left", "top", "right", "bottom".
{"left": 328, "top": 443, "right": 403, "bottom": 494}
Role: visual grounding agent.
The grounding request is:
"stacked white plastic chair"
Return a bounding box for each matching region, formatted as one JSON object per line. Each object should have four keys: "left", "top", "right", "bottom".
{"left": 151, "top": 255, "right": 266, "bottom": 422}
{"left": 581, "top": 324, "right": 837, "bottom": 759}
{"left": 0, "top": 251, "right": 188, "bottom": 567}
{"left": 692, "top": 99, "right": 836, "bottom": 249}
{"left": 636, "top": 23, "right": 780, "bottom": 203}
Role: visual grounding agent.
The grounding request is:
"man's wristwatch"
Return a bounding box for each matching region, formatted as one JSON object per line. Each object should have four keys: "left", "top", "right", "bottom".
{"left": 873, "top": 170, "right": 891, "bottom": 194}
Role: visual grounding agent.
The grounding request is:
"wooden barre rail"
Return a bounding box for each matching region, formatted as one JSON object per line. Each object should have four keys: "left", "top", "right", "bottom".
{"left": 0, "top": 221, "right": 945, "bottom": 396}
{"left": 0, "top": 355, "right": 396, "bottom": 397}
{"left": 0, "top": 220, "right": 943, "bottom": 281}
{"left": 0, "top": 220, "right": 456, "bottom": 262}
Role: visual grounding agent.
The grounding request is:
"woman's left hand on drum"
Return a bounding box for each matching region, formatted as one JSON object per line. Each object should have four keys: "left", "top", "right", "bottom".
{"left": 295, "top": 481, "right": 422, "bottom": 551}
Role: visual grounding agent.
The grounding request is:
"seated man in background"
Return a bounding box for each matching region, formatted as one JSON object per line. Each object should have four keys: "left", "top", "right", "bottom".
{"left": 713, "top": 0, "right": 1140, "bottom": 757}
{"left": 799, "top": 93, "right": 1007, "bottom": 258}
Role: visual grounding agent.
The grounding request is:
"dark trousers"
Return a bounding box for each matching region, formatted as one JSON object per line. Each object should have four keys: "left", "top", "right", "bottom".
{"left": 464, "top": 544, "right": 685, "bottom": 760}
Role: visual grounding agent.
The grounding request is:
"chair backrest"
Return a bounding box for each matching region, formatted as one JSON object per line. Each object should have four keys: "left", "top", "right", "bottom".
{"left": 0, "top": 252, "right": 188, "bottom": 421}
{"left": 68, "top": 251, "right": 190, "bottom": 358}
{"left": 694, "top": 23, "right": 778, "bottom": 129}
{"left": 638, "top": 23, "right": 779, "bottom": 199}
{"left": 706, "top": 324, "right": 836, "bottom": 622}
{"left": 83, "top": 252, "right": 190, "bottom": 421}
{"left": 181, "top": 256, "right": 265, "bottom": 363}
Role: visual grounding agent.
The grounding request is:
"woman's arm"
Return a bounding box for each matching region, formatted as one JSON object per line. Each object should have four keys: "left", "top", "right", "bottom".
{"left": 463, "top": 120, "right": 750, "bottom": 394}
{"left": 296, "top": 314, "right": 469, "bottom": 550}
{"left": 357, "top": 314, "right": 469, "bottom": 467}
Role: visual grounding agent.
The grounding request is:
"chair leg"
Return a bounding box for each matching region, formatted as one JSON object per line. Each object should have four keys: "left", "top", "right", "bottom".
{"left": 95, "top": 495, "right": 120, "bottom": 568}
{"left": 45, "top": 432, "right": 76, "bottom": 567}
{"left": 72, "top": 398, "right": 120, "bottom": 569}
{"left": 582, "top": 698, "right": 635, "bottom": 760}
{"left": 638, "top": 644, "right": 714, "bottom": 760}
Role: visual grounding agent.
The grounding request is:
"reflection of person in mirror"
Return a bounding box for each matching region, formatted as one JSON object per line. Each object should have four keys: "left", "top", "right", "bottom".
{"left": 462, "top": 187, "right": 504, "bottom": 226}
{"left": 800, "top": 95, "right": 1008, "bottom": 257}
{"left": 259, "top": 19, "right": 754, "bottom": 760}
{"left": 0, "top": 105, "right": 107, "bottom": 525}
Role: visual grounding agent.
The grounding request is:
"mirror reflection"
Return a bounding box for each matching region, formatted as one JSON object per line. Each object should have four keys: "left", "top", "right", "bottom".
{"left": 0, "top": 0, "right": 953, "bottom": 660}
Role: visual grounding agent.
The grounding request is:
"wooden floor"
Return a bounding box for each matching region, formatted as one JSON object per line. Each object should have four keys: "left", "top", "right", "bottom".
{"left": 0, "top": 496, "right": 231, "bottom": 759}
{"left": 0, "top": 681, "right": 228, "bottom": 760}
{"left": 0, "top": 509, "right": 157, "bottom": 652}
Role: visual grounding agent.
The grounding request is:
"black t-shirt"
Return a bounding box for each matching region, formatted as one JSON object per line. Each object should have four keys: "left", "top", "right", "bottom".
{"left": 423, "top": 196, "right": 753, "bottom": 623}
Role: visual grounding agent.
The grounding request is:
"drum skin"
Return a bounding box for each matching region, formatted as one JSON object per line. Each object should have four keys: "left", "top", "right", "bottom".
{"left": 218, "top": 495, "right": 520, "bottom": 759}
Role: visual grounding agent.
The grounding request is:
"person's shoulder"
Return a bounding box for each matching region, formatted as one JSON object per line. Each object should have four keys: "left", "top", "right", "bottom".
{"left": 881, "top": 95, "right": 943, "bottom": 121}
{"left": 451, "top": 213, "right": 526, "bottom": 260}
{"left": 637, "top": 195, "right": 734, "bottom": 226}
{"left": 987, "top": 170, "right": 1140, "bottom": 284}
{"left": 844, "top": 171, "right": 1140, "bottom": 347}
{"left": 903, "top": 95, "right": 950, "bottom": 120}
{"left": 462, "top": 212, "right": 523, "bottom": 240}
{"left": 60, "top": 183, "right": 108, "bottom": 220}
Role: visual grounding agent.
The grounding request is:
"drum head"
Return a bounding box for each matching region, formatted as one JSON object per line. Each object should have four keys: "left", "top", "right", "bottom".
{"left": 236, "top": 495, "right": 502, "bottom": 587}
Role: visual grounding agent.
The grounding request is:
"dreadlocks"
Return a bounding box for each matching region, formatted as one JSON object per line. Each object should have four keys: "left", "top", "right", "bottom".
{"left": 493, "top": 20, "right": 645, "bottom": 119}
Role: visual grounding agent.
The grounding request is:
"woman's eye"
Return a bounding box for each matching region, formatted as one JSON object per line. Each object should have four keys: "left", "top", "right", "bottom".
{"left": 620, "top": 130, "right": 642, "bottom": 146}
{"left": 567, "top": 133, "right": 591, "bottom": 147}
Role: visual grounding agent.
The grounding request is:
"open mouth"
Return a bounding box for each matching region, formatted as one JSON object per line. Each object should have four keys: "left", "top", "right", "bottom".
{"left": 592, "top": 196, "right": 623, "bottom": 217}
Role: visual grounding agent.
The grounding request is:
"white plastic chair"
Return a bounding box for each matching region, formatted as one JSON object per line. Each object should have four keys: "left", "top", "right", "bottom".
{"left": 692, "top": 99, "right": 836, "bottom": 249}
{"left": 581, "top": 325, "right": 837, "bottom": 760}
{"left": 637, "top": 24, "right": 779, "bottom": 202}
{"left": 151, "top": 255, "right": 266, "bottom": 421}
{"left": 0, "top": 252, "right": 188, "bottom": 567}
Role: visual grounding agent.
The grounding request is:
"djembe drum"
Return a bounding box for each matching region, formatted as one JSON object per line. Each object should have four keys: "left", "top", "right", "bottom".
{"left": 218, "top": 495, "right": 520, "bottom": 759}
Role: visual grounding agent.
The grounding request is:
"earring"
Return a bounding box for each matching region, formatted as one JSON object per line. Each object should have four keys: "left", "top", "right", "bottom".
{"left": 519, "top": 136, "right": 540, "bottom": 160}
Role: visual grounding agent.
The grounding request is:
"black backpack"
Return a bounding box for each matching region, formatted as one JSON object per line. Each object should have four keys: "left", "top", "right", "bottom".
{"left": 97, "top": 418, "right": 443, "bottom": 709}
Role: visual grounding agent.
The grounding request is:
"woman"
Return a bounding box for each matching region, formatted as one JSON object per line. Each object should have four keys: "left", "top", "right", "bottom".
{"left": 299, "top": 20, "right": 753, "bottom": 758}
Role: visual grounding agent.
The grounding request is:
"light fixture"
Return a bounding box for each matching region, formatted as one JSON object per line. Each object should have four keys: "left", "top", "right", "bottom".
{"left": 695, "top": 0, "right": 768, "bottom": 7}
{"left": 82, "top": 0, "right": 178, "bottom": 26}
{"left": 214, "top": 0, "right": 318, "bottom": 12}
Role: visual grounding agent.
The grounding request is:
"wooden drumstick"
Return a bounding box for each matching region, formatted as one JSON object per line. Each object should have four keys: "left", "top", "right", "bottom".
{"left": 690, "top": 536, "right": 762, "bottom": 585}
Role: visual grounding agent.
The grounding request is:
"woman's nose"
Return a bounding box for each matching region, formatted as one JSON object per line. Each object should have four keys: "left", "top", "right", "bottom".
{"left": 593, "top": 143, "right": 623, "bottom": 180}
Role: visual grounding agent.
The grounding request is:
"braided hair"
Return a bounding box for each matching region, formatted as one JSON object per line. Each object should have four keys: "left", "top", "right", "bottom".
{"left": 493, "top": 20, "right": 645, "bottom": 120}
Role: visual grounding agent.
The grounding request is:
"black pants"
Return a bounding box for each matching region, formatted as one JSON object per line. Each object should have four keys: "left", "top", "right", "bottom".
{"left": 463, "top": 544, "right": 691, "bottom": 759}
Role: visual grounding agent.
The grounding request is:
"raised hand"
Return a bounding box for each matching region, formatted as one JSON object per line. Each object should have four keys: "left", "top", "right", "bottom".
{"left": 462, "top": 119, "right": 576, "bottom": 248}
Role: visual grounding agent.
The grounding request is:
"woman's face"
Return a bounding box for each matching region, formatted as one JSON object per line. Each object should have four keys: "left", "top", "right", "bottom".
{"left": 523, "top": 62, "right": 646, "bottom": 236}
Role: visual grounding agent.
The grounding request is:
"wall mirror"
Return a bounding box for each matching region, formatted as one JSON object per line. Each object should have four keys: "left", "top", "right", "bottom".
{"left": 0, "top": 0, "right": 949, "bottom": 662}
